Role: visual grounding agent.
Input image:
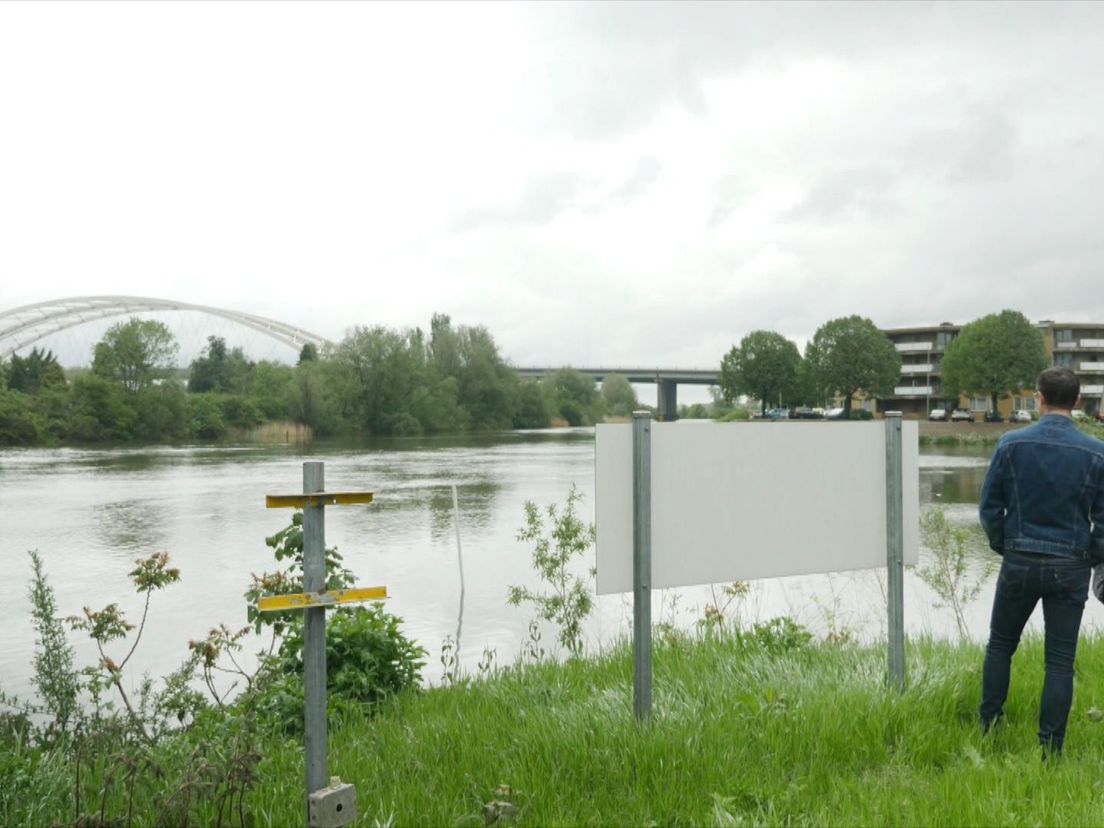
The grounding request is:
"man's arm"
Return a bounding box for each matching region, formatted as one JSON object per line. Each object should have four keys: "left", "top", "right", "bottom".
{"left": 1090, "top": 456, "right": 1104, "bottom": 561}
{"left": 979, "top": 445, "right": 1007, "bottom": 553}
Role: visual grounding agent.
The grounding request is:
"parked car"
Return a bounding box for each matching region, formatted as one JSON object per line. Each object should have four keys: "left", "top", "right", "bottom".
{"left": 1010, "top": 409, "right": 1032, "bottom": 423}
{"left": 928, "top": 408, "right": 949, "bottom": 421}
{"left": 824, "top": 407, "right": 846, "bottom": 420}
{"left": 765, "top": 407, "right": 790, "bottom": 420}
{"left": 984, "top": 411, "right": 1004, "bottom": 423}
{"left": 950, "top": 408, "right": 974, "bottom": 422}
{"left": 790, "top": 407, "right": 824, "bottom": 419}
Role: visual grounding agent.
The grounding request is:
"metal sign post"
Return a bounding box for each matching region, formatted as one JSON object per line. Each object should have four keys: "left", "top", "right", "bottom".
{"left": 262, "top": 461, "right": 383, "bottom": 828}
{"left": 632, "top": 411, "right": 653, "bottom": 721}
{"left": 885, "top": 413, "right": 906, "bottom": 691}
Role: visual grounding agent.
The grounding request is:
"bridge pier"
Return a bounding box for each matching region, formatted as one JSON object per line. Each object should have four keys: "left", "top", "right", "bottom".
{"left": 657, "top": 379, "right": 679, "bottom": 421}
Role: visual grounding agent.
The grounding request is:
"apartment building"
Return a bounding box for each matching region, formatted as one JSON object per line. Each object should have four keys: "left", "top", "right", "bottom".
{"left": 878, "top": 321, "right": 1104, "bottom": 419}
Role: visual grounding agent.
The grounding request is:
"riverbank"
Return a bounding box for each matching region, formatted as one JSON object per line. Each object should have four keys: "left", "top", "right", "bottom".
{"left": 12, "top": 628, "right": 1104, "bottom": 826}
{"left": 251, "top": 630, "right": 1104, "bottom": 826}
{"left": 919, "top": 420, "right": 1017, "bottom": 445}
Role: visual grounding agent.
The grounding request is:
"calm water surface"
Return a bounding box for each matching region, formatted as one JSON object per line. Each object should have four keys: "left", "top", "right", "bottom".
{"left": 2, "top": 430, "right": 1100, "bottom": 700}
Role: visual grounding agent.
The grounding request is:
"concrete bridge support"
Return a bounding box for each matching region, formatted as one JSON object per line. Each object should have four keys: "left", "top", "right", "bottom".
{"left": 657, "top": 379, "right": 679, "bottom": 421}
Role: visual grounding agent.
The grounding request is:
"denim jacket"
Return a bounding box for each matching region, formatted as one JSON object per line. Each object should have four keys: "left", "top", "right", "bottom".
{"left": 979, "top": 414, "right": 1104, "bottom": 560}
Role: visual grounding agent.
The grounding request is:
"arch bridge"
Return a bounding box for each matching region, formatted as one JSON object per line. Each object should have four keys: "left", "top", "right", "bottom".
{"left": 1, "top": 297, "right": 717, "bottom": 420}
{"left": 0, "top": 296, "right": 333, "bottom": 360}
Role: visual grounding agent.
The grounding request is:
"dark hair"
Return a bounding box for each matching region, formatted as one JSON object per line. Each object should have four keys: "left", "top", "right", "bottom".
{"left": 1037, "top": 367, "right": 1080, "bottom": 409}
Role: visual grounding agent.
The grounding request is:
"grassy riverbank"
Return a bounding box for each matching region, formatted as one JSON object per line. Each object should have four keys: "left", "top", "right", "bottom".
{"left": 13, "top": 628, "right": 1104, "bottom": 826}
{"left": 226, "top": 631, "right": 1104, "bottom": 825}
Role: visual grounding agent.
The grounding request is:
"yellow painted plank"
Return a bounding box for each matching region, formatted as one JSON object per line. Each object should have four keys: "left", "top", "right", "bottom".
{"left": 257, "top": 586, "right": 388, "bottom": 612}
{"left": 266, "top": 492, "right": 374, "bottom": 509}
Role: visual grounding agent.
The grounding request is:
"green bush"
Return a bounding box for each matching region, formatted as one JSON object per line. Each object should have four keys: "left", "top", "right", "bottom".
{"left": 0, "top": 389, "right": 43, "bottom": 445}
{"left": 259, "top": 605, "right": 425, "bottom": 733}
{"left": 741, "top": 616, "right": 814, "bottom": 654}
{"left": 188, "top": 393, "right": 226, "bottom": 439}
{"left": 218, "top": 394, "right": 263, "bottom": 429}
{"left": 719, "top": 408, "right": 751, "bottom": 422}
{"left": 246, "top": 513, "right": 425, "bottom": 733}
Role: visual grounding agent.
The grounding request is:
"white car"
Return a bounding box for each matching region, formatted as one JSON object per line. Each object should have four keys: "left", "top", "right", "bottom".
{"left": 928, "top": 408, "right": 948, "bottom": 421}
{"left": 1010, "top": 410, "right": 1032, "bottom": 423}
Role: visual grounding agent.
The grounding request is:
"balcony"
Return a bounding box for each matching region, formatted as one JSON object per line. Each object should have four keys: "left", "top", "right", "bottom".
{"left": 894, "top": 342, "right": 933, "bottom": 353}
{"left": 1079, "top": 362, "right": 1104, "bottom": 373}
{"left": 893, "top": 386, "right": 934, "bottom": 397}
{"left": 1082, "top": 339, "right": 1104, "bottom": 349}
{"left": 1083, "top": 385, "right": 1104, "bottom": 395}
{"left": 900, "top": 364, "right": 934, "bottom": 375}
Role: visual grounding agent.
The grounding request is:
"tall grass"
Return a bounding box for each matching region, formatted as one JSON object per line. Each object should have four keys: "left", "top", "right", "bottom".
{"left": 14, "top": 629, "right": 1104, "bottom": 825}
{"left": 245, "top": 631, "right": 1104, "bottom": 827}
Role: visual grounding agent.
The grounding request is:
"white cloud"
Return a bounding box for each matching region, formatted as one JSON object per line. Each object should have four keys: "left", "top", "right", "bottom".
{"left": 4, "top": 1, "right": 1104, "bottom": 373}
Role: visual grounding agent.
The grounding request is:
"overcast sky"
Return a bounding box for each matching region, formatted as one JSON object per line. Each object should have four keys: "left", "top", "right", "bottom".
{"left": 3, "top": 1, "right": 1104, "bottom": 373}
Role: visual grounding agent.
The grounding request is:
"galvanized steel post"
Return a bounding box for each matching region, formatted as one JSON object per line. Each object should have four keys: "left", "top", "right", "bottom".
{"left": 302, "top": 461, "right": 328, "bottom": 798}
{"left": 633, "top": 411, "right": 653, "bottom": 721}
{"left": 885, "top": 413, "right": 906, "bottom": 691}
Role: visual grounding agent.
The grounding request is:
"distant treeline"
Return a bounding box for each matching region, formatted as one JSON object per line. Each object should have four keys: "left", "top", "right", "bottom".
{"left": 0, "top": 314, "right": 647, "bottom": 446}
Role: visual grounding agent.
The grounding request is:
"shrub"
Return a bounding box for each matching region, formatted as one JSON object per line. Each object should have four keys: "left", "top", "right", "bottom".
{"left": 508, "top": 486, "right": 596, "bottom": 657}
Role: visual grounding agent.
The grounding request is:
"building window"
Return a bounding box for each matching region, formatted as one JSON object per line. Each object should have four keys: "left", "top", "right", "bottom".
{"left": 1014, "top": 395, "right": 1037, "bottom": 411}
{"left": 1055, "top": 329, "right": 1074, "bottom": 344}
{"left": 1055, "top": 352, "right": 1074, "bottom": 368}
{"left": 970, "top": 397, "right": 988, "bottom": 412}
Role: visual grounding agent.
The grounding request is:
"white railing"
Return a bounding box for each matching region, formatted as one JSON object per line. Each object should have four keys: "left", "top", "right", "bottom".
{"left": 1083, "top": 384, "right": 1104, "bottom": 395}
{"left": 1079, "top": 362, "right": 1104, "bottom": 373}
{"left": 894, "top": 386, "right": 933, "bottom": 397}
{"left": 1082, "top": 339, "right": 1104, "bottom": 348}
{"left": 894, "top": 342, "right": 933, "bottom": 353}
{"left": 900, "top": 364, "right": 934, "bottom": 375}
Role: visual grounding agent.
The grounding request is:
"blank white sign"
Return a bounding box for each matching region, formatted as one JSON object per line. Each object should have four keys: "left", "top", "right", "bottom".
{"left": 595, "top": 421, "right": 919, "bottom": 595}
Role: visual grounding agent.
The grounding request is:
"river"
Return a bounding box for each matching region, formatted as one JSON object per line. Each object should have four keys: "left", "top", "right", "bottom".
{"left": 2, "top": 428, "right": 1101, "bottom": 701}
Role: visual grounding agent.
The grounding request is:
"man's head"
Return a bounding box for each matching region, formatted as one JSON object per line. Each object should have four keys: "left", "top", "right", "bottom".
{"left": 1037, "top": 367, "right": 1080, "bottom": 410}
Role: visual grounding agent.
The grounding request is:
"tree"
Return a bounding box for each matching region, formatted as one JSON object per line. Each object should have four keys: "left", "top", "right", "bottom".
{"left": 544, "top": 369, "right": 605, "bottom": 426}
{"left": 455, "top": 325, "right": 518, "bottom": 431}
{"left": 297, "top": 343, "right": 318, "bottom": 364}
{"left": 514, "top": 381, "right": 550, "bottom": 429}
{"left": 247, "top": 360, "right": 295, "bottom": 420}
{"left": 6, "top": 347, "right": 66, "bottom": 394}
{"left": 939, "top": 310, "right": 1046, "bottom": 411}
{"left": 332, "top": 325, "right": 427, "bottom": 435}
{"left": 719, "top": 331, "right": 802, "bottom": 415}
{"left": 188, "top": 336, "right": 252, "bottom": 394}
{"left": 805, "top": 315, "right": 900, "bottom": 417}
{"left": 92, "top": 319, "right": 179, "bottom": 392}
{"left": 601, "top": 373, "right": 639, "bottom": 417}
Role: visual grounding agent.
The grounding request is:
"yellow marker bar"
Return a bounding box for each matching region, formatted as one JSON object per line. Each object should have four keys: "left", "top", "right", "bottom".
{"left": 266, "top": 492, "right": 374, "bottom": 509}
{"left": 257, "top": 586, "right": 388, "bottom": 612}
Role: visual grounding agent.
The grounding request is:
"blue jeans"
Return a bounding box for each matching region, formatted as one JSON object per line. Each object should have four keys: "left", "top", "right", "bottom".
{"left": 980, "top": 551, "right": 1091, "bottom": 752}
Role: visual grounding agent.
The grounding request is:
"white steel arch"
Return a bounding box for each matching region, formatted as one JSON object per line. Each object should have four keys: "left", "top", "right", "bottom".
{"left": 0, "top": 296, "right": 334, "bottom": 359}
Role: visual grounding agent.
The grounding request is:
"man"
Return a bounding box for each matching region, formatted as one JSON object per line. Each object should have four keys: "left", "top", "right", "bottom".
{"left": 978, "top": 366, "right": 1104, "bottom": 754}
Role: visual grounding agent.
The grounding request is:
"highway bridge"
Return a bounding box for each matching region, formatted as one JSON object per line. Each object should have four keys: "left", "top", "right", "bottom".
{"left": 515, "top": 366, "right": 718, "bottom": 420}
{"left": 1, "top": 296, "right": 717, "bottom": 420}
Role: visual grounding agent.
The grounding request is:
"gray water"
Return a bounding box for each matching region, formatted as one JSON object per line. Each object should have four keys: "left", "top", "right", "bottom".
{"left": 2, "top": 431, "right": 1099, "bottom": 701}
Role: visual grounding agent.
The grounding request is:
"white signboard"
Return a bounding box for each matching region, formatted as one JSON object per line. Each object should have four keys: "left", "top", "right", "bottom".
{"left": 595, "top": 421, "right": 919, "bottom": 595}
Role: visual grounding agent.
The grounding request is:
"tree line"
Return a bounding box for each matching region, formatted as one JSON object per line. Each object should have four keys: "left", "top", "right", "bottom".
{"left": 0, "top": 307, "right": 1051, "bottom": 446}
{"left": 718, "top": 310, "right": 1047, "bottom": 416}
{"left": 0, "top": 313, "right": 642, "bottom": 446}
